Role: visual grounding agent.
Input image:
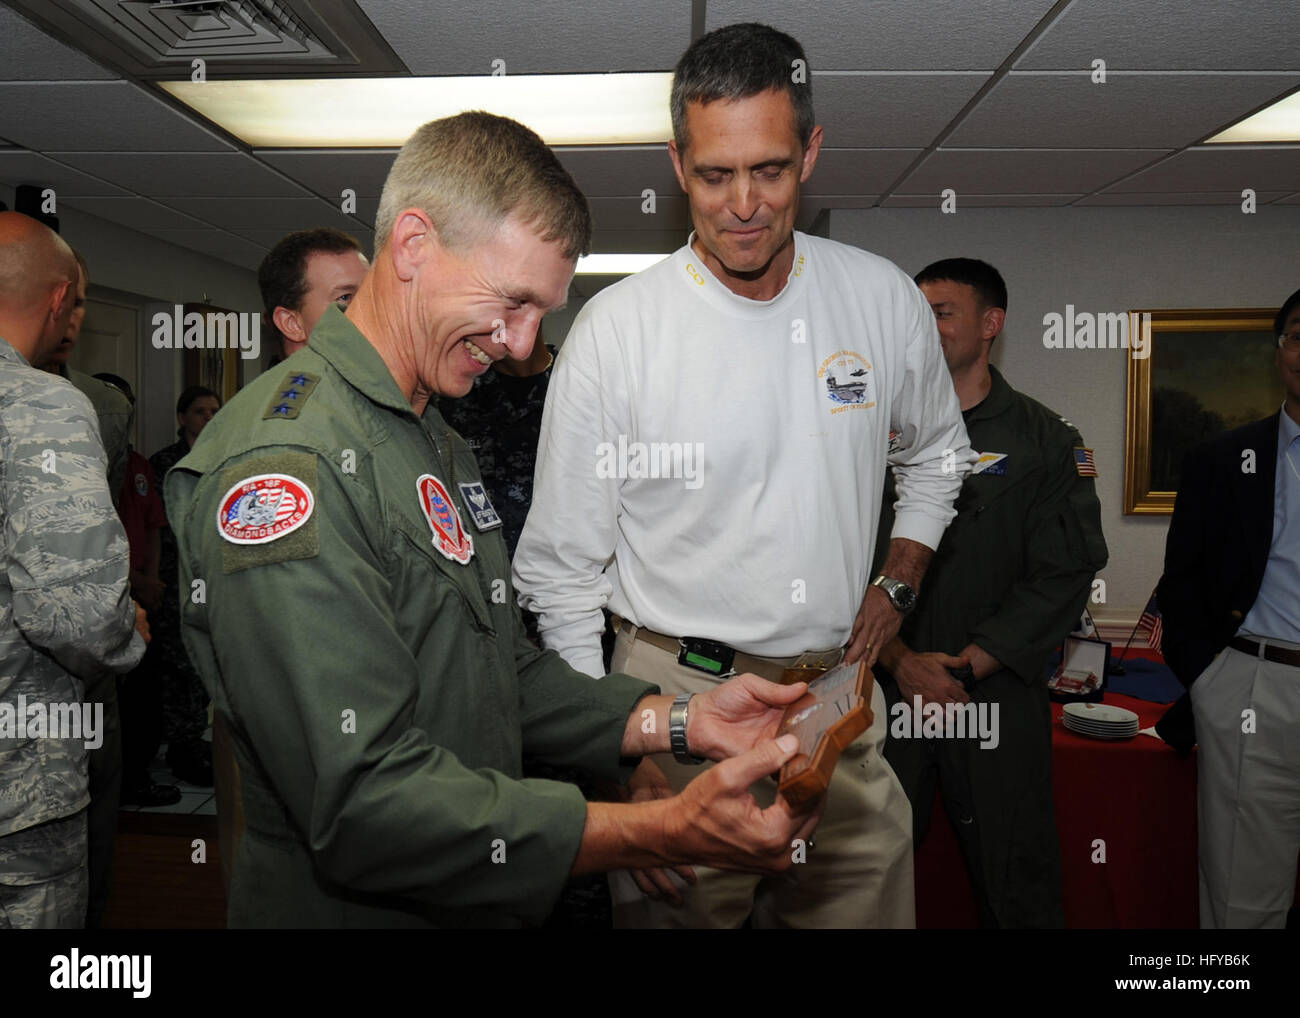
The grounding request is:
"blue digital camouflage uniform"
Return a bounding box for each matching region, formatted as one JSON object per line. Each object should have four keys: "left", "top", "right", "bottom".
{"left": 64, "top": 367, "right": 131, "bottom": 513}
{"left": 0, "top": 335, "right": 145, "bottom": 929}
{"left": 62, "top": 364, "right": 134, "bottom": 927}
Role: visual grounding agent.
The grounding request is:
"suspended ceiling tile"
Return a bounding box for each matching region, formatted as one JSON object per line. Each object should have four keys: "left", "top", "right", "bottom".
{"left": 139, "top": 228, "right": 267, "bottom": 269}
{"left": 946, "top": 73, "right": 1299, "bottom": 149}
{"left": 807, "top": 148, "right": 923, "bottom": 194}
{"left": 0, "top": 5, "right": 119, "bottom": 81}
{"left": 356, "top": 0, "right": 688, "bottom": 74}
{"left": 587, "top": 194, "right": 689, "bottom": 231}
{"left": 1075, "top": 190, "right": 1291, "bottom": 206}
{"left": 815, "top": 73, "right": 991, "bottom": 147}
{"left": 62, "top": 195, "right": 209, "bottom": 229}
{"left": 49, "top": 152, "right": 310, "bottom": 198}
{"left": 1017, "top": 0, "right": 1300, "bottom": 70}
{"left": 0, "top": 150, "right": 130, "bottom": 196}
{"left": 0, "top": 81, "right": 233, "bottom": 151}
{"left": 1099, "top": 146, "right": 1300, "bottom": 193}
{"left": 896, "top": 148, "right": 1166, "bottom": 195}
{"left": 707, "top": 0, "right": 1059, "bottom": 70}
{"left": 556, "top": 146, "right": 679, "bottom": 197}
{"left": 162, "top": 196, "right": 365, "bottom": 233}
{"left": 255, "top": 149, "right": 399, "bottom": 199}
{"left": 881, "top": 193, "right": 1084, "bottom": 207}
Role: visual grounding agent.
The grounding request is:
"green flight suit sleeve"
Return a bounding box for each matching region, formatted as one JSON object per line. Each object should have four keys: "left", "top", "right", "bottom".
{"left": 175, "top": 449, "right": 609, "bottom": 925}
{"left": 969, "top": 427, "right": 1109, "bottom": 684}
{"left": 511, "top": 615, "right": 657, "bottom": 783}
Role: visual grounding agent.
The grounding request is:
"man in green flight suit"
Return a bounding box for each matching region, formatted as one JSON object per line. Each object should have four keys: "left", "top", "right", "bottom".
{"left": 872, "top": 258, "right": 1108, "bottom": 928}
{"left": 166, "top": 112, "right": 822, "bottom": 928}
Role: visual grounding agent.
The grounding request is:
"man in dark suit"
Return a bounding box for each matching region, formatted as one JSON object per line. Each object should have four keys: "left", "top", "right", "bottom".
{"left": 1157, "top": 286, "right": 1300, "bottom": 929}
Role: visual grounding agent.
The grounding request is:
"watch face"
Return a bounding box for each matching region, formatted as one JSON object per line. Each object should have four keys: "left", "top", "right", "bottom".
{"left": 895, "top": 586, "right": 916, "bottom": 612}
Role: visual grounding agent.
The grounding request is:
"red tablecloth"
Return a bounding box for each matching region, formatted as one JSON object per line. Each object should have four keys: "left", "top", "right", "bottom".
{"left": 915, "top": 690, "right": 1199, "bottom": 928}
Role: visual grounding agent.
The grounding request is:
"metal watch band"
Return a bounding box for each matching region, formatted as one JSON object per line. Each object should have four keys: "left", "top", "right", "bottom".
{"left": 669, "top": 693, "right": 705, "bottom": 765}
{"left": 872, "top": 574, "right": 916, "bottom": 615}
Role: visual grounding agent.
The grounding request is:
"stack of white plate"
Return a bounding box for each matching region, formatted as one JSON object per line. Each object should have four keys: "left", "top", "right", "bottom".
{"left": 1062, "top": 702, "right": 1140, "bottom": 740}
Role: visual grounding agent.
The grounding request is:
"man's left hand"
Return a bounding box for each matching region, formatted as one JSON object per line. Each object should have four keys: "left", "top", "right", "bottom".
{"left": 688, "top": 673, "right": 809, "bottom": 761}
{"left": 845, "top": 584, "right": 902, "bottom": 667}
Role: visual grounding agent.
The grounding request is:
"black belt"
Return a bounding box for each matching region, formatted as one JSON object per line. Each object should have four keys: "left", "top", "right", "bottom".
{"left": 1229, "top": 636, "right": 1300, "bottom": 668}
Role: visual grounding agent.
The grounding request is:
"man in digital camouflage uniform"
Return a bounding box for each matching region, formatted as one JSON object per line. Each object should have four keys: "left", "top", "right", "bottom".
{"left": 165, "top": 113, "right": 825, "bottom": 928}
{"left": 31, "top": 249, "right": 136, "bottom": 927}
{"left": 0, "top": 211, "right": 145, "bottom": 929}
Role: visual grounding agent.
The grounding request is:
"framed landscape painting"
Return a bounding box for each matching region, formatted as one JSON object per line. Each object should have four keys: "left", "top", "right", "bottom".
{"left": 1124, "top": 308, "right": 1283, "bottom": 514}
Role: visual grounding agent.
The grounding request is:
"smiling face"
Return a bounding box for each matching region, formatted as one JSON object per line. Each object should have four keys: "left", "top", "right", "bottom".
{"left": 669, "top": 89, "right": 822, "bottom": 299}
{"left": 407, "top": 214, "right": 573, "bottom": 399}
{"left": 918, "top": 278, "right": 1002, "bottom": 376}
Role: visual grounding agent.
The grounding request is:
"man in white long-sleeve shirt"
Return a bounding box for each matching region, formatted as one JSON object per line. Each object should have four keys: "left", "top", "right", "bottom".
{"left": 514, "top": 22, "right": 972, "bottom": 928}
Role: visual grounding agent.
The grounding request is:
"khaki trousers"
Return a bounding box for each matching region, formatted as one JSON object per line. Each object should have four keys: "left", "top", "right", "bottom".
{"left": 609, "top": 627, "right": 915, "bottom": 928}
{"left": 1192, "top": 640, "right": 1300, "bottom": 928}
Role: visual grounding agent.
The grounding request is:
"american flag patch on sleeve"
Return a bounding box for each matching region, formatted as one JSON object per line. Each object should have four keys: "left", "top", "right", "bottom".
{"left": 1073, "top": 447, "right": 1098, "bottom": 477}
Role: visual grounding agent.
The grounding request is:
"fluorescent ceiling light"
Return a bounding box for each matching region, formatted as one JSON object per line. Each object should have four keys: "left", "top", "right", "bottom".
{"left": 159, "top": 74, "right": 672, "bottom": 147}
{"left": 575, "top": 253, "right": 670, "bottom": 275}
{"left": 1204, "top": 90, "right": 1300, "bottom": 143}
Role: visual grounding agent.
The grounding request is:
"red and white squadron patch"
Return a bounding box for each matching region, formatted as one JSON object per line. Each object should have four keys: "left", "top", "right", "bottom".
{"left": 216, "top": 473, "right": 314, "bottom": 545}
{"left": 416, "top": 473, "right": 474, "bottom": 564}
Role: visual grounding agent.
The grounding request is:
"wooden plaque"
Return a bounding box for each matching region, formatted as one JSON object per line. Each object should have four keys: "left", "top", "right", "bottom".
{"left": 776, "top": 660, "right": 872, "bottom": 809}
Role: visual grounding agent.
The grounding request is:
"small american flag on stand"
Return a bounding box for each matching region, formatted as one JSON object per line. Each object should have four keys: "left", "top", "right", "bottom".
{"left": 1138, "top": 594, "right": 1163, "bottom": 653}
{"left": 1073, "top": 447, "right": 1098, "bottom": 477}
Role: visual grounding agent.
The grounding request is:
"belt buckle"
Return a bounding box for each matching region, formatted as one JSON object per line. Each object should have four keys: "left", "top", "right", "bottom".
{"left": 677, "top": 637, "right": 736, "bottom": 677}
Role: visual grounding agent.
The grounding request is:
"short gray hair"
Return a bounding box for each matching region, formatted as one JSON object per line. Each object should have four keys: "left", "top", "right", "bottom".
{"left": 671, "top": 22, "right": 814, "bottom": 153}
{"left": 374, "top": 111, "right": 591, "bottom": 261}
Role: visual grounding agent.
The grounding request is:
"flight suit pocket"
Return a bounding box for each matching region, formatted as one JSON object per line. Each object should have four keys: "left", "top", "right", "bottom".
{"left": 1064, "top": 485, "right": 1108, "bottom": 569}
{"left": 390, "top": 520, "right": 495, "bottom": 633}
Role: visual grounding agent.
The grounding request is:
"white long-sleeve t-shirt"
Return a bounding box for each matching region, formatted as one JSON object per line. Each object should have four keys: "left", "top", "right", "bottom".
{"left": 513, "top": 232, "right": 971, "bottom": 678}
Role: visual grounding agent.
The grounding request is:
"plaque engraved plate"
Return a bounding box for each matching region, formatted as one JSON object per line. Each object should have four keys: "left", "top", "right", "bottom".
{"left": 776, "top": 660, "right": 872, "bottom": 809}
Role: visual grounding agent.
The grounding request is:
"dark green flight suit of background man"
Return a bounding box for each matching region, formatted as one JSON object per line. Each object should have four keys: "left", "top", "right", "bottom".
{"left": 165, "top": 112, "right": 821, "bottom": 928}
{"left": 872, "top": 258, "right": 1108, "bottom": 928}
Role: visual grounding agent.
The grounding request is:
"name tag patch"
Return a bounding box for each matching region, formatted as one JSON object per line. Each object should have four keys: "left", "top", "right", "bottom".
{"left": 457, "top": 481, "right": 502, "bottom": 531}
{"left": 217, "top": 473, "right": 314, "bottom": 545}
{"left": 971, "top": 452, "right": 1009, "bottom": 477}
{"left": 417, "top": 474, "right": 474, "bottom": 564}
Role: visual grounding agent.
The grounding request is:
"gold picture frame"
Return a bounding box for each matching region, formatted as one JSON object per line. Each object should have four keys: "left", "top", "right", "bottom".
{"left": 1124, "top": 307, "right": 1282, "bottom": 514}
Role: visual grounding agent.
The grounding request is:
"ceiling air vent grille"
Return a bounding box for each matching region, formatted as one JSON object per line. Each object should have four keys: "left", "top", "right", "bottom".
{"left": 6, "top": 0, "right": 407, "bottom": 76}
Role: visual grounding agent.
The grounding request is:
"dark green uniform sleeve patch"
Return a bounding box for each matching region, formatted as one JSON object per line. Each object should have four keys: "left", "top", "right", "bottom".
{"left": 263, "top": 371, "right": 320, "bottom": 420}
{"left": 219, "top": 452, "right": 320, "bottom": 575}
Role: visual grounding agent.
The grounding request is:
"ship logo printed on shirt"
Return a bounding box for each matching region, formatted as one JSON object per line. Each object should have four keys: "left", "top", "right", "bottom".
{"left": 817, "top": 350, "right": 876, "bottom": 414}
{"left": 971, "top": 452, "right": 1009, "bottom": 477}
{"left": 417, "top": 474, "right": 474, "bottom": 564}
{"left": 217, "top": 473, "right": 314, "bottom": 545}
{"left": 458, "top": 481, "right": 503, "bottom": 532}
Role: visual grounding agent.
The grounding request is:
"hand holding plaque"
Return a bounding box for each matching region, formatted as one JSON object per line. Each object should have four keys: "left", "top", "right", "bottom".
{"left": 777, "top": 660, "right": 873, "bottom": 809}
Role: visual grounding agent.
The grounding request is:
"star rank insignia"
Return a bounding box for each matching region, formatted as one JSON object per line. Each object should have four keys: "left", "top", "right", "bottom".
{"left": 264, "top": 371, "right": 320, "bottom": 420}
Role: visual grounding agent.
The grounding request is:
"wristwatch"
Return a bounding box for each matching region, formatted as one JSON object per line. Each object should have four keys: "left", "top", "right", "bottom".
{"left": 669, "top": 693, "right": 705, "bottom": 765}
{"left": 871, "top": 575, "right": 917, "bottom": 615}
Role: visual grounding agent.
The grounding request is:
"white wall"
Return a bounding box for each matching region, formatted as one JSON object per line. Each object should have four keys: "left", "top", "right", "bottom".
{"left": 828, "top": 204, "right": 1300, "bottom": 623}
{"left": 1, "top": 183, "right": 261, "bottom": 457}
